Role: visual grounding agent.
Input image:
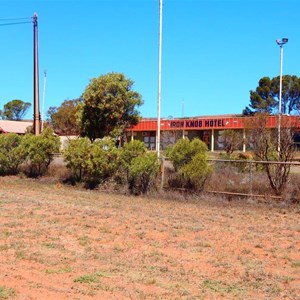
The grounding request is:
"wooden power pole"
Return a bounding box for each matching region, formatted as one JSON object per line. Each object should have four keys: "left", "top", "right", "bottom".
{"left": 33, "top": 12, "right": 41, "bottom": 135}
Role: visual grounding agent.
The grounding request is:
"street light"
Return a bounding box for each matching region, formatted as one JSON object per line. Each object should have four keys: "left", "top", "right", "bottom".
{"left": 276, "top": 37, "right": 288, "bottom": 154}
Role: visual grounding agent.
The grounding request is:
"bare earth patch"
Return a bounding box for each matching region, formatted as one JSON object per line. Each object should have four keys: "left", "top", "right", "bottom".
{"left": 0, "top": 176, "right": 299, "bottom": 299}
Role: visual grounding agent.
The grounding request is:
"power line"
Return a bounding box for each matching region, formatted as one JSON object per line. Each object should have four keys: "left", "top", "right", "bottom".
{"left": 0, "top": 17, "right": 31, "bottom": 21}
{"left": 0, "top": 21, "right": 31, "bottom": 26}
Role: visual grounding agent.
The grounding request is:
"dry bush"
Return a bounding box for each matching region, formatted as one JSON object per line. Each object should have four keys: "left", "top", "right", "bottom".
{"left": 246, "top": 114, "right": 296, "bottom": 195}
{"left": 94, "top": 177, "right": 130, "bottom": 195}
{"left": 207, "top": 165, "right": 251, "bottom": 194}
{"left": 221, "top": 130, "right": 243, "bottom": 154}
{"left": 250, "top": 170, "right": 274, "bottom": 195}
{"left": 48, "top": 163, "right": 69, "bottom": 181}
{"left": 206, "top": 162, "right": 275, "bottom": 196}
{"left": 284, "top": 173, "right": 300, "bottom": 204}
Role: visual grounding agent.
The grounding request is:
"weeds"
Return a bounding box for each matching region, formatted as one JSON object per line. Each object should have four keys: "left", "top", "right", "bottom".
{"left": 291, "top": 260, "right": 300, "bottom": 268}
{"left": 74, "top": 271, "right": 111, "bottom": 284}
{"left": 137, "top": 231, "right": 146, "bottom": 239}
{"left": 0, "top": 286, "right": 15, "bottom": 299}
{"left": 145, "top": 278, "right": 156, "bottom": 285}
{"left": 201, "top": 279, "right": 244, "bottom": 296}
{"left": 74, "top": 273, "right": 100, "bottom": 284}
{"left": 0, "top": 244, "right": 9, "bottom": 252}
{"left": 15, "top": 250, "right": 26, "bottom": 260}
{"left": 46, "top": 266, "right": 73, "bottom": 274}
{"left": 98, "top": 226, "right": 111, "bottom": 234}
{"left": 42, "top": 242, "right": 57, "bottom": 249}
{"left": 282, "top": 276, "right": 294, "bottom": 283}
{"left": 78, "top": 235, "right": 90, "bottom": 247}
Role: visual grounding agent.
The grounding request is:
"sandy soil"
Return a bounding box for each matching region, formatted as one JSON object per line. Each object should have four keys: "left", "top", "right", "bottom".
{"left": 0, "top": 176, "right": 299, "bottom": 299}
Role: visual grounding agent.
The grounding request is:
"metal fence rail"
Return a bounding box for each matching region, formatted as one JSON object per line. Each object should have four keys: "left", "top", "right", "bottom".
{"left": 205, "top": 159, "right": 300, "bottom": 199}
{"left": 162, "top": 157, "right": 300, "bottom": 200}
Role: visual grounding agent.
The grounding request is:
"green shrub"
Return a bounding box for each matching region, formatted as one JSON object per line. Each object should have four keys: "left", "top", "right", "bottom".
{"left": 128, "top": 152, "right": 160, "bottom": 195}
{"left": 85, "top": 138, "right": 119, "bottom": 184}
{"left": 0, "top": 133, "right": 25, "bottom": 175}
{"left": 21, "top": 128, "right": 61, "bottom": 177}
{"left": 63, "top": 137, "right": 119, "bottom": 186}
{"left": 180, "top": 152, "right": 213, "bottom": 192}
{"left": 166, "top": 138, "right": 208, "bottom": 171}
{"left": 119, "top": 140, "right": 146, "bottom": 180}
{"left": 63, "top": 137, "right": 91, "bottom": 181}
{"left": 167, "top": 138, "right": 212, "bottom": 192}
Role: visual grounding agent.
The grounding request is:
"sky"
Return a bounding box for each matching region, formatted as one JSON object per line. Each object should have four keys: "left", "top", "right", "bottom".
{"left": 0, "top": 0, "right": 299, "bottom": 120}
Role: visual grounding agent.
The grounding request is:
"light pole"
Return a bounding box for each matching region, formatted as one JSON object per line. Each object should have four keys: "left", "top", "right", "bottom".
{"left": 276, "top": 37, "right": 288, "bottom": 154}
{"left": 156, "top": 0, "right": 163, "bottom": 157}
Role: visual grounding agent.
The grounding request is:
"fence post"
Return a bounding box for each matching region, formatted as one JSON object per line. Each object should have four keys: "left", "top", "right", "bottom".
{"left": 160, "top": 156, "right": 165, "bottom": 190}
{"left": 249, "top": 161, "right": 253, "bottom": 199}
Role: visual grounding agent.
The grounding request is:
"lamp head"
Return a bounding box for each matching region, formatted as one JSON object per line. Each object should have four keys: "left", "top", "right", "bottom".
{"left": 276, "top": 38, "right": 288, "bottom": 46}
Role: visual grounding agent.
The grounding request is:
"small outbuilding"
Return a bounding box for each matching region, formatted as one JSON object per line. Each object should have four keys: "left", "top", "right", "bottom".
{"left": 0, "top": 120, "right": 33, "bottom": 134}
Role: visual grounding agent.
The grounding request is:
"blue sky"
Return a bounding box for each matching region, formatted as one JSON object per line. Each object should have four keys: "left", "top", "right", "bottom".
{"left": 0, "top": 0, "right": 299, "bottom": 120}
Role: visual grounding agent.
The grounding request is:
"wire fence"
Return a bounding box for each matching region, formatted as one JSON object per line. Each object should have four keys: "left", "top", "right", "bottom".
{"left": 162, "top": 158, "right": 300, "bottom": 200}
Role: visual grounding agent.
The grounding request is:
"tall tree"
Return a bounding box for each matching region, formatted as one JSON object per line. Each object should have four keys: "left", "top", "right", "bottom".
{"left": 47, "top": 98, "right": 81, "bottom": 135}
{"left": 79, "top": 72, "right": 143, "bottom": 141}
{"left": 272, "top": 75, "right": 300, "bottom": 114}
{"left": 243, "top": 75, "right": 300, "bottom": 115}
{"left": 1, "top": 99, "right": 31, "bottom": 120}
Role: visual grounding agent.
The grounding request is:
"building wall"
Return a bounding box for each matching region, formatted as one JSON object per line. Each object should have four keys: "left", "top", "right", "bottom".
{"left": 126, "top": 115, "right": 300, "bottom": 151}
{"left": 59, "top": 135, "right": 78, "bottom": 150}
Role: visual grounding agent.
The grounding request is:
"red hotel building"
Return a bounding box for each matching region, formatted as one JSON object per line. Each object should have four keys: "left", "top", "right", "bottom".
{"left": 127, "top": 115, "right": 300, "bottom": 151}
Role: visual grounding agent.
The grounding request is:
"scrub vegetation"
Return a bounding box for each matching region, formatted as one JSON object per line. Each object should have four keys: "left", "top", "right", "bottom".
{"left": 0, "top": 128, "right": 60, "bottom": 177}
{"left": 0, "top": 123, "right": 299, "bottom": 299}
{"left": 0, "top": 129, "right": 299, "bottom": 199}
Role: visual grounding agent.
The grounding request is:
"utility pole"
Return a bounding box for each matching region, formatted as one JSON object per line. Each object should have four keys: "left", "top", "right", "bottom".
{"left": 33, "top": 12, "right": 41, "bottom": 135}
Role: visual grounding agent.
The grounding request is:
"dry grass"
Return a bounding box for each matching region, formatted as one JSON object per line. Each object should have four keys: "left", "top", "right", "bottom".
{"left": 205, "top": 162, "right": 300, "bottom": 202}
{"left": 0, "top": 176, "right": 299, "bottom": 299}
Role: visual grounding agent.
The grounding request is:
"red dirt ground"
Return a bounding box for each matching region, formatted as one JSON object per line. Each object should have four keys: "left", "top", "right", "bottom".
{"left": 0, "top": 176, "right": 299, "bottom": 299}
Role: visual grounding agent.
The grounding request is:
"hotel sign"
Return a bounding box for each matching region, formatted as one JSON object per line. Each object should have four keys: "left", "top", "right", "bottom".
{"left": 170, "top": 119, "right": 226, "bottom": 129}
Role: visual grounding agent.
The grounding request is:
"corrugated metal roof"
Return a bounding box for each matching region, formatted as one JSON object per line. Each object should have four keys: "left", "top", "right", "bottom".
{"left": 0, "top": 120, "right": 33, "bottom": 134}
